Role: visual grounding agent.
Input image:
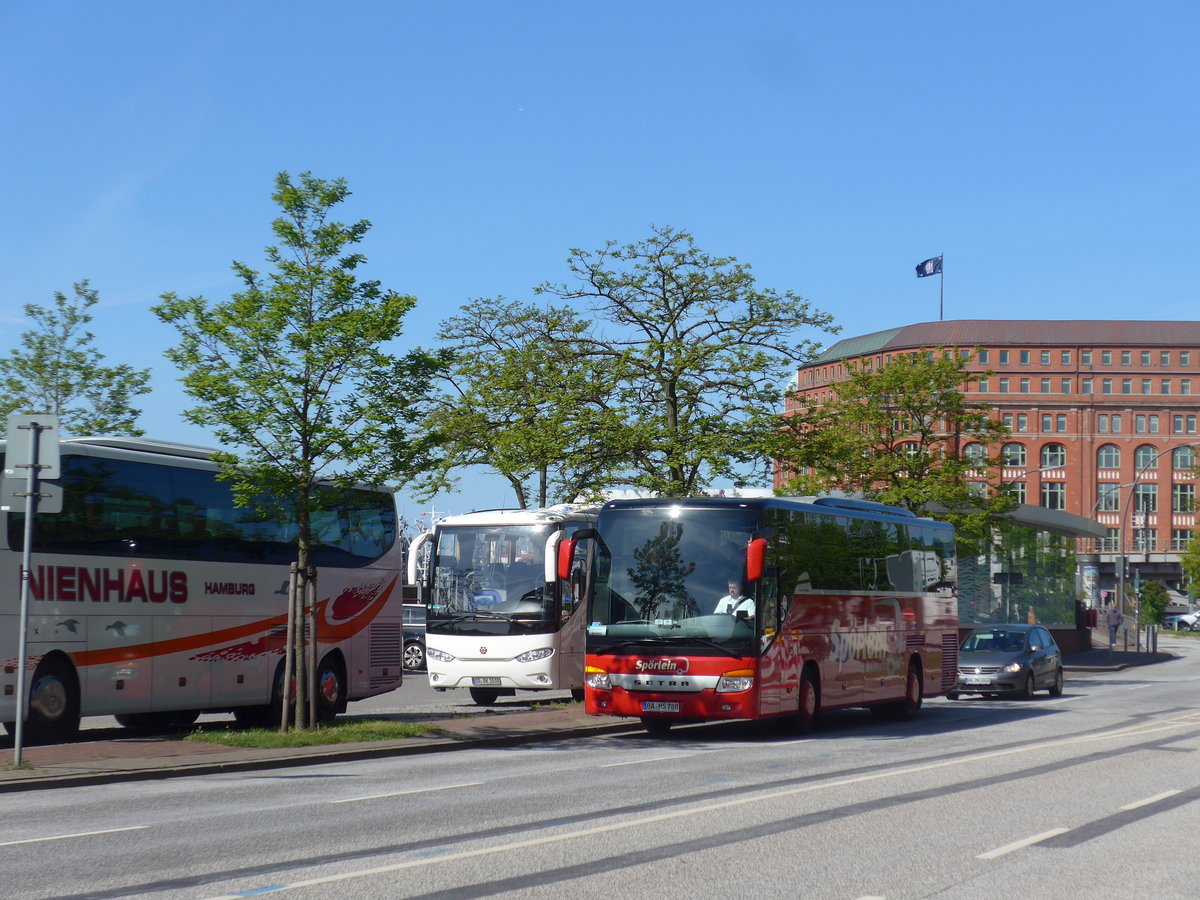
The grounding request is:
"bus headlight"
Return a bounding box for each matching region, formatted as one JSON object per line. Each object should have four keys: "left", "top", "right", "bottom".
{"left": 585, "top": 665, "right": 611, "bottom": 690}
{"left": 426, "top": 647, "right": 455, "bottom": 663}
{"left": 515, "top": 647, "right": 554, "bottom": 663}
{"left": 717, "top": 669, "right": 755, "bottom": 693}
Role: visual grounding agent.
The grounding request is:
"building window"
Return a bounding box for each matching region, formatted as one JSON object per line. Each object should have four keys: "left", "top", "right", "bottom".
{"left": 1174, "top": 415, "right": 1184, "bottom": 434}
{"left": 1041, "top": 444, "right": 1066, "bottom": 468}
{"left": 1122, "top": 351, "right": 1132, "bottom": 366}
{"left": 1135, "top": 527, "right": 1157, "bottom": 553}
{"left": 1172, "top": 484, "right": 1195, "bottom": 514}
{"left": 1097, "top": 483, "right": 1120, "bottom": 512}
{"left": 1162, "top": 379, "right": 1172, "bottom": 395}
{"left": 978, "top": 378, "right": 990, "bottom": 393}
{"left": 1082, "top": 377, "right": 1093, "bottom": 394}
{"left": 999, "top": 378, "right": 1010, "bottom": 393}
{"left": 1061, "top": 378, "right": 1071, "bottom": 393}
{"left": 1149, "top": 415, "right": 1159, "bottom": 434}
{"left": 1122, "top": 379, "right": 1132, "bottom": 394}
{"left": 1161, "top": 351, "right": 1171, "bottom": 366}
{"left": 1100, "top": 528, "right": 1120, "bottom": 552}
{"left": 1102, "top": 350, "right": 1113, "bottom": 365}
{"left": 1134, "top": 482, "right": 1157, "bottom": 513}
{"left": 1082, "top": 350, "right": 1093, "bottom": 365}
{"left": 1040, "top": 350, "right": 1051, "bottom": 365}
{"left": 1020, "top": 378, "right": 1030, "bottom": 393}
{"left": 1172, "top": 529, "right": 1192, "bottom": 551}
{"left": 1040, "top": 378, "right": 1052, "bottom": 393}
{"left": 1141, "top": 351, "right": 1152, "bottom": 366}
{"left": 1182, "top": 379, "right": 1192, "bottom": 395}
{"left": 1061, "top": 351, "right": 1071, "bottom": 365}
{"left": 1002, "top": 413, "right": 1014, "bottom": 430}
{"left": 1041, "top": 414, "right": 1052, "bottom": 432}
{"left": 1041, "top": 482, "right": 1066, "bottom": 510}
{"left": 1135, "top": 444, "right": 1160, "bottom": 470}
{"left": 999, "top": 350, "right": 1010, "bottom": 365}
{"left": 1017, "top": 414, "right": 1028, "bottom": 432}
{"left": 1098, "top": 444, "right": 1121, "bottom": 469}
{"left": 1175, "top": 446, "right": 1197, "bottom": 470}
{"left": 1136, "top": 415, "right": 1147, "bottom": 434}
{"left": 1056, "top": 414, "right": 1068, "bottom": 432}
{"left": 1141, "top": 379, "right": 1152, "bottom": 394}
{"left": 1002, "top": 443, "right": 1027, "bottom": 467}
{"left": 1113, "top": 415, "right": 1123, "bottom": 433}
{"left": 1098, "top": 415, "right": 1109, "bottom": 433}
{"left": 1008, "top": 482, "right": 1027, "bottom": 504}
{"left": 1181, "top": 351, "right": 1191, "bottom": 366}
{"left": 963, "top": 442, "right": 987, "bottom": 464}
{"left": 1102, "top": 378, "right": 1113, "bottom": 394}
{"left": 977, "top": 349, "right": 989, "bottom": 364}
{"left": 1020, "top": 350, "right": 1030, "bottom": 365}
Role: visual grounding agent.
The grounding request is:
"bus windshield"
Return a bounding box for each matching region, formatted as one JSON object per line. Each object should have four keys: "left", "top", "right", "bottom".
{"left": 586, "top": 504, "right": 759, "bottom": 655}
{"left": 427, "top": 524, "right": 555, "bottom": 635}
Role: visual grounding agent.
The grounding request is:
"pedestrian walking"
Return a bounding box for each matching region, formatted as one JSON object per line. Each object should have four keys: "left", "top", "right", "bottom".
{"left": 1105, "top": 603, "right": 1123, "bottom": 649}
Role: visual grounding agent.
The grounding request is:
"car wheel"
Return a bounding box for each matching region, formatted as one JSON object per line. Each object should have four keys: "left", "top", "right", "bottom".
{"left": 945, "top": 691, "right": 960, "bottom": 701}
{"left": 1048, "top": 668, "right": 1064, "bottom": 697}
{"left": 1019, "top": 672, "right": 1035, "bottom": 700}
{"left": 403, "top": 640, "right": 425, "bottom": 672}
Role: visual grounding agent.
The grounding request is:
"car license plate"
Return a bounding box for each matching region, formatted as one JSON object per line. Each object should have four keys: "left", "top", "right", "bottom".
{"left": 963, "top": 676, "right": 992, "bottom": 685}
{"left": 642, "top": 701, "right": 680, "bottom": 713}
{"left": 472, "top": 677, "right": 501, "bottom": 686}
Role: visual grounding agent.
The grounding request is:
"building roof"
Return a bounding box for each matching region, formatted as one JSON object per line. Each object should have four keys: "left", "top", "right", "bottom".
{"left": 808, "top": 320, "right": 1200, "bottom": 366}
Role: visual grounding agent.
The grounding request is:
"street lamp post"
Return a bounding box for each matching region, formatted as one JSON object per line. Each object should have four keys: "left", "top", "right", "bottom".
{"left": 1116, "top": 443, "right": 1200, "bottom": 644}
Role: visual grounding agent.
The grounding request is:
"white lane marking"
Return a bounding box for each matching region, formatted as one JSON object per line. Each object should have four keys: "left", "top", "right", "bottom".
{"left": 977, "top": 828, "right": 1069, "bottom": 860}
{"left": 1043, "top": 696, "right": 1081, "bottom": 705}
{"left": 1119, "top": 790, "right": 1181, "bottom": 811}
{"left": 329, "top": 782, "right": 484, "bottom": 804}
{"left": 600, "top": 754, "right": 696, "bottom": 768}
{"left": 0, "top": 825, "right": 148, "bottom": 847}
{"left": 205, "top": 711, "right": 1200, "bottom": 897}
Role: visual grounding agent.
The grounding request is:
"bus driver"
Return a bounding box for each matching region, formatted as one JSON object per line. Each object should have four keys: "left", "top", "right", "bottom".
{"left": 715, "top": 580, "right": 755, "bottom": 620}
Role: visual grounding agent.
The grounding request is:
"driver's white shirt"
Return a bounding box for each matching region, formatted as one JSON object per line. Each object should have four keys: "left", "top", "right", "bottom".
{"left": 715, "top": 594, "right": 755, "bottom": 616}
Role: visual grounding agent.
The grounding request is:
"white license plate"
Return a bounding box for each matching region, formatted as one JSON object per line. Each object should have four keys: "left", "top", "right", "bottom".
{"left": 472, "top": 677, "right": 501, "bottom": 686}
{"left": 963, "top": 676, "right": 992, "bottom": 685}
{"left": 642, "top": 701, "right": 680, "bottom": 713}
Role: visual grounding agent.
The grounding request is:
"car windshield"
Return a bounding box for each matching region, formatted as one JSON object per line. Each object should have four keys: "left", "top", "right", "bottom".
{"left": 962, "top": 629, "right": 1028, "bottom": 653}
{"left": 585, "top": 504, "right": 759, "bottom": 656}
{"left": 426, "top": 524, "right": 556, "bottom": 636}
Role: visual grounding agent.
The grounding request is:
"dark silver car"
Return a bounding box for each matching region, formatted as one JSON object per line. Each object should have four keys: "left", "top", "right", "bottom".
{"left": 948, "top": 624, "right": 1064, "bottom": 700}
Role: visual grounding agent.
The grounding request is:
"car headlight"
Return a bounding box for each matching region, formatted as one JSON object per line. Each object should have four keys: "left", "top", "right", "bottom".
{"left": 585, "top": 665, "right": 611, "bottom": 690}
{"left": 514, "top": 647, "right": 554, "bottom": 663}
{"left": 426, "top": 647, "right": 455, "bottom": 663}
{"left": 717, "top": 669, "right": 755, "bottom": 692}
{"left": 1001, "top": 661, "right": 1023, "bottom": 674}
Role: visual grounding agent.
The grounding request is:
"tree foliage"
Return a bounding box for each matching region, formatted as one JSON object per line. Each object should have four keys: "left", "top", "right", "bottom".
{"left": 0, "top": 281, "right": 151, "bottom": 435}
{"left": 772, "top": 349, "right": 1012, "bottom": 542}
{"left": 153, "top": 171, "right": 443, "bottom": 726}
{"left": 411, "top": 297, "right": 626, "bottom": 508}
{"left": 1137, "top": 579, "right": 1170, "bottom": 626}
{"left": 1181, "top": 536, "right": 1200, "bottom": 599}
{"left": 529, "top": 225, "right": 836, "bottom": 497}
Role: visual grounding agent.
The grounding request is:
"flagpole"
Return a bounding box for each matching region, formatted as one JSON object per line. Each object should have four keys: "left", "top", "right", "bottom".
{"left": 939, "top": 253, "right": 944, "bottom": 321}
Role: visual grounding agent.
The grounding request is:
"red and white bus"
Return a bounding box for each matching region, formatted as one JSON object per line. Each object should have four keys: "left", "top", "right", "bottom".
{"left": 563, "top": 496, "right": 958, "bottom": 735}
{"left": 1, "top": 437, "right": 406, "bottom": 741}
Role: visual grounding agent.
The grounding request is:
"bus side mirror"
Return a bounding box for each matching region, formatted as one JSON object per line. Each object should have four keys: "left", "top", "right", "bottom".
{"left": 746, "top": 537, "right": 767, "bottom": 582}
{"left": 557, "top": 538, "right": 576, "bottom": 582}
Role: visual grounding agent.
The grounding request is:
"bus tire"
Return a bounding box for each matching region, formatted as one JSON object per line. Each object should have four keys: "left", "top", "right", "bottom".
{"left": 570, "top": 688, "right": 585, "bottom": 703}
{"left": 25, "top": 656, "right": 81, "bottom": 744}
{"left": 470, "top": 688, "right": 501, "bottom": 706}
{"left": 894, "top": 661, "right": 923, "bottom": 721}
{"left": 233, "top": 660, "right": 288, "bottom": 728}
{"left": 787, "top": 668, "right": 819, "bottom": 735}
{"left": 314, "top": 654, "right": 345, "bottom": 722}
{"left": 640, "top": 717, "right": 672, "bottom": 737}
{"left": 115, "top": 710, "right": 200, "bottom": 731}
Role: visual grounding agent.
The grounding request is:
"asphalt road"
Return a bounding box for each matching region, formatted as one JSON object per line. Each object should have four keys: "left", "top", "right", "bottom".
{"left": 2, "top": 637, "right": 1198, "bottom": 899}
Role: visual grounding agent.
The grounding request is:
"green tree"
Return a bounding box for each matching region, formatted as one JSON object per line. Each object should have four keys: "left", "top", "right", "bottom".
{"left": 1138, "top": 579, "right": 1170, "bottom": 626}
{"left": 1182, "top": 536, "right": 1200, "bottom": 600}
{"left": 533, "top": 225, "right": 836, "bottom": 496}
{"left": 772, "top": 348, "right": 1012, "bottom": 543}
{"left": 153, "top": 171, "right": 443, "bottom": 729}
{"left": 0, "top": 281, "right": 151, "bottom": 435}
{"left": 413, "top": 297, "right": 627, "bottom": 508}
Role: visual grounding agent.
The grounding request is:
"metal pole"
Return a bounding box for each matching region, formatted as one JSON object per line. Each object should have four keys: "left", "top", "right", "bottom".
{"left": 281, "top": 563, "right": 298, "bottom": 731}
{"left": 13, "top": 424, "right": 42, "bottom": 766}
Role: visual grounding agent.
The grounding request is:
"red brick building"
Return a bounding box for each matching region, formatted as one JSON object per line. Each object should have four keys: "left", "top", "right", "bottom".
{"left": 781, "top": 320, "right": 1200, "bottom": 596}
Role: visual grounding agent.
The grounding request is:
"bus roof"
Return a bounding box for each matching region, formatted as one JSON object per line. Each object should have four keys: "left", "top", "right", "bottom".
{"left": 434, "top": 504, "right": 599, "bottom": 528}
{"left": 599, "top": 495, "right": 948, "bottom": 527}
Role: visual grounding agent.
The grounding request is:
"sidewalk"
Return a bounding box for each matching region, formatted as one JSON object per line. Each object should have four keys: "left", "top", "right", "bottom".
{"left": 0, "top": 644, "right": 1173, "bottom": 792}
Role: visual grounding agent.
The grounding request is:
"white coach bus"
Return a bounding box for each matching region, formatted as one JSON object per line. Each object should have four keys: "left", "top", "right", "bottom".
{"left": 408, "top": 505, "right": 598, "bottom": 705}
{"left": 0, "top": 437, "right": 406, "bottom": 741}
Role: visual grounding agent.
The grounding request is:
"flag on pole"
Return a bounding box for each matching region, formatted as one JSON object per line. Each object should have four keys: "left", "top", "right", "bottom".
{"left": 915, "top": 255, "right": 943, "bottom": 277}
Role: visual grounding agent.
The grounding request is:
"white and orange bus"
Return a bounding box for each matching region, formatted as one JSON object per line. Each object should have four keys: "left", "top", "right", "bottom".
{"left": 1, "top": 437, "right": 406, "bottom": 742}
{"left": 563, "top": 496, "right": 958, "bottom": 735}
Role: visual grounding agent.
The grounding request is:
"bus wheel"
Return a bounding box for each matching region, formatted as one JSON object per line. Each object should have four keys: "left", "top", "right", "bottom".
{"left": 234, "top": 660, "right": 288, "bottom": 728}
{"left": 25, "top": 656, "right": 81, "bottom": 744}
{"left": 894, "top": 662, "right": 923, "bottom": 720}
{"left": 116, "top": 711, "right": 200, "bottom": 731}
{"left": 787, "top": 669, "right": 819, "bottom": 735}
{"left": 470, "top": 688, "right": 501, "bottom": 706}
{"left": 570, "top": 688, "right": 585, "bottom": 703}
{"left": 640, "top": 717, "right": 672, "bottom": 737}
{"left": 314, "top": 655, "right": 345, "bottom": 722}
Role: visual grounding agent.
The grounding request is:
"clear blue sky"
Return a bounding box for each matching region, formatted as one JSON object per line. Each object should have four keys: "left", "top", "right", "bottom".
{"left": 3, "top": 2, "right": 1197, "bottom": 526}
